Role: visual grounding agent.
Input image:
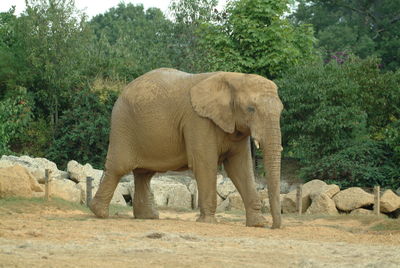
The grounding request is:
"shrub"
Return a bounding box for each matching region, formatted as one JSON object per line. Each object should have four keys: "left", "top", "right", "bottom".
{"left": 277, "top": 56, "right": 400, "bottom": 188}
{"left": 46, "top": 89, "right": 118, "bottom": 169}
{"left": 0, "top": 88, "right": 33, "bottom": 155}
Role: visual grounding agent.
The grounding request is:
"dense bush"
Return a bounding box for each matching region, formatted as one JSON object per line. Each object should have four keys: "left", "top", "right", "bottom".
{"left": 0, "top": 89, "right": 33, "bottom": 155}
{"left": 46, "top": 89, "right": 118, "bottom": 169}
{"left": 278, "top": 57, "right": 400, "bottom": 188}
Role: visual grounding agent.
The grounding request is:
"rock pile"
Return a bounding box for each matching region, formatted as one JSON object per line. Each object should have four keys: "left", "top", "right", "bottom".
{"left": 1, "top": 155, "right": 399, "bottom": 218}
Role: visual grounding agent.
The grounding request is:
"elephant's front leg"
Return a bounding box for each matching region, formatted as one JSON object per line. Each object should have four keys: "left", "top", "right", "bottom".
{"left": 193, "top": 164, "right": 218, "bottom": 224}
{"left": 223, "top": 139, "right": 267, "bottom": 227}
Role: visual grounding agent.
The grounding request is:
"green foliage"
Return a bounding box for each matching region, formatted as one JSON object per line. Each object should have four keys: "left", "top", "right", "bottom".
{"left": 46, "top": 89, "right": 118, "bottom": 169}
{"left": 278, "top": 56, "right": 400, "bottom": 188}
{"left": 90, "top": 3, "right": 174, "bottom": 80}
{"left": 292, "top": 0, "right": 400, "bottom": 70}
{"left": 10, "top": 118, "right": 53, "bottom": 157}
{"left": 0, "top": 89, "right": 33, "bottom": 155}
{"left": 168, "top": 0, "right": 218, "bottom": 72}
{"left": 200, "top": 0, "right": 316, "bottom": 78}
{"left": 13, "top": 0, "right": 93, "bottom": 127}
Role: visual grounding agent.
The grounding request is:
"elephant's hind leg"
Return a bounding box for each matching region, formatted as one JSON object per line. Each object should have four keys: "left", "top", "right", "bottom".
{"left": 133, "top": 171, "right": 159, "bottom": 219}
{"left": 90, "top": 150, "right": 135, "bottom": 218}
{"left": 89, "top": 166, "right": 124, "bottom": 218}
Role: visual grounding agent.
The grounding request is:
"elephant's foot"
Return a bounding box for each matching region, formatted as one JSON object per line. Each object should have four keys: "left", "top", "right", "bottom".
{"left": 89, "top": 197, "right": 109, "bottom": 218}
{"left": 246, "top": 213, "right": 267, "bottom": 227}
{"left": 196, "top": 215, "right": 218, "bottom": 224}
{"left": 134, "top": 207, "right": 159, "bottom": 219}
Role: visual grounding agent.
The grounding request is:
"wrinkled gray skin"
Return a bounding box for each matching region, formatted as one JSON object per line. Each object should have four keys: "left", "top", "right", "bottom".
{"left": 90, "top": 68, "right": 283, "bottom": 228}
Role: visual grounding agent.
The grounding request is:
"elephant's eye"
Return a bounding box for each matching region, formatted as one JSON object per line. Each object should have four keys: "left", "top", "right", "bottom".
{"left": 247, "top": 106, "right": 256, "bottom": 113}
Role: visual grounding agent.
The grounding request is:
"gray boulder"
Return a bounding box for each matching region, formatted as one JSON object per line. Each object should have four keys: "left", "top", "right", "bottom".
{"left": 228, "top": 192, "right": 244, "bottom": 210}
{"left": 350, "top": 208, "right": 374, "bottom": 215}
{"left": 67, "top": 160, "right": 103, "bottom": 183}
{"left": 306, "top": 193, "right": 338, "bottom": 215}
{"left": 150, "top": 177, "right": 192, "bottom": 209}
{"left": 77, "top": 178, "right": 127, "bottom": 206}
{"left": 0, "top": 165, "right": 43, "bottom": 198}
{"left": 282, "top": 179, "right": 327, "bottom": 213}
{"left": 217, "top": 198, "right": 230, "bottom": 212}
{"left": 50, "top": 179, "right": 81, "bottom": 203}
{"left": 333, "top": 187, "right": 374, "bottom": 211}
{"left": 313, "top": 184, "right": 340, "bottom": 199}
{"left": 380, "top": 189, "right": 400, "bottom": 213}
{"left": 262, "top": 194, "right": 285, "bottom": 214}
{"left": 0, "top": 155, "right": 63, "bottom": 183}
{"left": 217, "top": 175, "right": 237, "bottom": 199}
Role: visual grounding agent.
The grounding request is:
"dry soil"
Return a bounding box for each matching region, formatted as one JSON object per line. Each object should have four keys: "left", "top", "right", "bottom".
{"left": 0, "top": 199, "right": 399, "bottom": 268}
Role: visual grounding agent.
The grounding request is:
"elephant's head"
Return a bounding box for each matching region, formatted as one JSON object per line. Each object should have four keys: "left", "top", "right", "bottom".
{"left": 190, "top": 72, "right": 283, "bottom": 228}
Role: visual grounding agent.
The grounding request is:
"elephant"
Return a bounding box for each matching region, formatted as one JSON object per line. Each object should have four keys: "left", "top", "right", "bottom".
{"left": 89, "top": 68, "right": 283, "bottom": 228}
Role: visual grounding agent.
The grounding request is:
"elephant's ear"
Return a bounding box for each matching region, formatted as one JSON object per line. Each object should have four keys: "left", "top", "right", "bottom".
{"left": 190, "top": 73, "right": 235, "bottom": 133}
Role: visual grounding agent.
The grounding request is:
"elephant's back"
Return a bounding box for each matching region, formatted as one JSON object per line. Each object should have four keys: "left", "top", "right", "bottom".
{"left": 120, "top": 68, "right": 193, "bottom": 104}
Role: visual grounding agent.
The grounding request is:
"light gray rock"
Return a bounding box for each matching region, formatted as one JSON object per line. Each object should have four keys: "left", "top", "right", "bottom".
{"left": 350, "top": 208, "right": 374, "bottom": 215}
{"left": 128, "top": 180, "right": 135, "bottom": 199}
{"left": 217, "top": 198, "right": 230, "bottom": 212}
{"left": 306, "top": 193, "right": 338, "bottom": 215}
{"left": 77, "top": 179, "right": 126, "bottom": 206}
{"left": 228, "top": 192, "right": 244, "bottom": 210}
{"left": 311, "top": 184, "right": 341, "bottom": 199}
{"left": 333, "top": 187, "right": 374, "bottom": 211}
{"left": 380, "top": 189, "right": 400, "bottom": 213}
{"left": 117, "top": 182, "right": 131, "bottom": 196}
{"left": 280, "top": 180, "right": 290, "bottom": 194}
{"left": 67, "top": 160, "right": 103, "bottom": 183}
{"left": 262, "top": 194, "right": 285, "bottom": 214}
{"left": 120, "top": 173, "right": 134, "bottom": 183}
{"left": 0, "top": 155, "right": 62, "bottom": 183}
{"left": 282, "top": 179, "right": 328, "bottom": 213}
{"left": 188, "top": 180, "right": 198, "bottom": 209}
{"left": 217, "top": 175, "right": 237, "bottom": 199}
{"left": 50, "top": 179, "right": 81, "bottom": 203}
{"left": 258, "top": 189, "right": 268, "bottom": 200}
{"left": 0, "top": 165, "right": 43, "bottom": 198}
{"left": 150, "top": 177, "right": 192, "bottom": 209}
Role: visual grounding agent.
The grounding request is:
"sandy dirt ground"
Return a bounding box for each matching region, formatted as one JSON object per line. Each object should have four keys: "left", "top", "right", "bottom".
{"left": 0, "top": 200, "right": 400, "bottom": 268}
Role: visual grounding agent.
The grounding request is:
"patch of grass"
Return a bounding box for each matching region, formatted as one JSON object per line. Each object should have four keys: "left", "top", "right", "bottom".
{"left": 286, "top": 213, "right": 385, "bottom": 225}
{"left": 45, "top": 216, "right": 90, "bottom": 221}
{"left": 222, "top": 209, "right": 246, "bottom": 216}
{"left": 0, "top": 196, "right": 90, "bottom": 213}
{"left": 370, "top": 219, "right": 400, "bottom": 231}
{"left": 157, "top": 206, "right": 194, "bottom": 213}
{"left": 109, "top": 204, "right": 132, "bottom": 215}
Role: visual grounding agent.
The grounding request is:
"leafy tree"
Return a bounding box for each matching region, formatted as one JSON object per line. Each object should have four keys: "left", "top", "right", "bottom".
{"left": 200, "top": 0, "right": 316, "bottom": 78}
{"left": 14, "top": 0, "right": 93, "bottom": 129}
{"left": 90, "top": 3, "right": 174, "bottom": 80}
{"left": 278, "top": 56, "right": 400, "bottom": 188}
{"left": 0, "top": 8, "right": 32, "bottom": 99}
{"left": 47, "top": 89, "right": 118, "bottom": 169}
{"left": 168, "top": 0, "right": 218, "bottom": 72}
{"left": 292, "top": 0, "right": 400, "bottom": 70}
{"left": 0, "top": 89, "right": 33, "bottom": 155}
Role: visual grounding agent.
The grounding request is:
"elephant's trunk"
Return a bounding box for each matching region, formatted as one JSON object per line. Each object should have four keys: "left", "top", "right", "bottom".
{"left": 261, "top": 120, "right": 282, "bottom": 229}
